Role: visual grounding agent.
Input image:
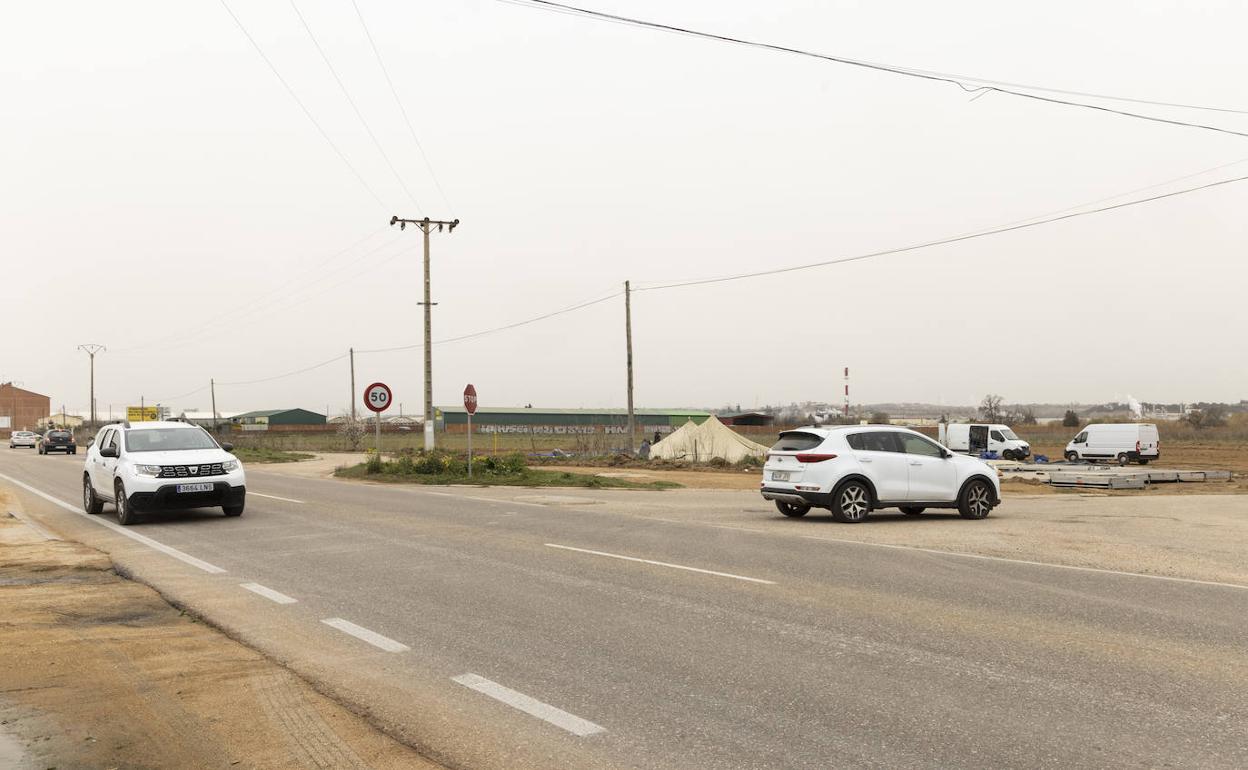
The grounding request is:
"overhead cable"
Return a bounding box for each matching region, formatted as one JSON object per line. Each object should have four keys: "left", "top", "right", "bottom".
{"left": 635, "top": 172, "right": 1248, "bottom": 292}
{"left": 349, "top": 0, "right": 456, "bottom": 214}
{"left": 288, "top": 0, "right": 423, "bottom": 212}
{"left": 500, "top": 0, "right": 1248, "bottom": 140}
{"left": 217, "top": 0, "right": 390, "bottom": 209}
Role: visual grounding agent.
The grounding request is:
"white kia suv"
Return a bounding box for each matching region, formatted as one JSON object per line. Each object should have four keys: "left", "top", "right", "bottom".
{"left": 82, "top": 421, "right": 246, "bottom": 525}
{"left": 761, "top": 425, "right": 1000, "bottom": 522}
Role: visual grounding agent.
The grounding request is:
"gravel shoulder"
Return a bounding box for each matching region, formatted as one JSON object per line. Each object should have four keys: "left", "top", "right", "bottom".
{"left": 0, "top": 487, "right": 442, "bottom": 770}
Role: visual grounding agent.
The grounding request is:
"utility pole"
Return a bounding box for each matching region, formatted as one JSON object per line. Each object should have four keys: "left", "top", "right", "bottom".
{"left": 77, "top": 344, "right": 105, "bottom": 427}
{"left": 349, "top": 347, "right": 357, "bottom": 420}
{"left": 624, "top": 280, "right": 635, "bottom": 454}
{"left": 390, "top": 215, "right": 459, "bottom": 451}
{"left": 210, "top": 378, "right": 218, "bottom": 433}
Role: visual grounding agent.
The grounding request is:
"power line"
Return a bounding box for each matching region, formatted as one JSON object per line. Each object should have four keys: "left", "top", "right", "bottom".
{"left": 218, "top": 352, "right": 350, "bottom": 387}
{"left": 288, "top": 0, "right": 423, "bottom": 212}
{"left": 349, "top": 0, "right": 456, "bottom": 215}
{"left": 500, "top": 0, "right": 1248, "bottom": 141}
{"left": 355, "top": 288, "right": 623, "bottom": 353}
{"left": 217, "top": 0, "right": 390, "bottom": 209}
{"left": 635, "top": 172, "right": 1248, "bottom": 292}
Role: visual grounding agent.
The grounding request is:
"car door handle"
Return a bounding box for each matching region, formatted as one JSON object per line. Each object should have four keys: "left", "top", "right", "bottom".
{"left": 858, "top": 457, "right": 873, "bottom": 463}
{"left": 909, "top": 461, "right": 922, "bottom": 466}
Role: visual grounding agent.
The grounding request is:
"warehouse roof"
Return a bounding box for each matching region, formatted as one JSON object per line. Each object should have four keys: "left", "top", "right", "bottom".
{"left": 439, "top": 407, "right": 710, "bottom": 416}
{"left": 233, "top": 408, "right": 324, "bottom": 419}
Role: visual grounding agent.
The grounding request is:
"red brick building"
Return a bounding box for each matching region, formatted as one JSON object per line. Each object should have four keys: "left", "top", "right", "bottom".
{"left": 0, "top": 382, "right": 50, "bottom": 433}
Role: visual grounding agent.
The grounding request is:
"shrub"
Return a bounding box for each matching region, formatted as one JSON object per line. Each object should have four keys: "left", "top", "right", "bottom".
{"left": 365, "top": 452, "right": 383, "bottom": 474}
{"left": 1062, "top": 410, "right": 1080, "bottom": 428}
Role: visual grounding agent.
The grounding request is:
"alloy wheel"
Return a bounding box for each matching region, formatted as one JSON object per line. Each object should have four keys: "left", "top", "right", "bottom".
{"left": 839, "top": 486, "right": 869, "bottom": 521}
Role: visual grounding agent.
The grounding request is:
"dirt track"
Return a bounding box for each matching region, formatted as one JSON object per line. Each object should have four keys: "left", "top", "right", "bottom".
{"left": 0, "top": 489, "right": 441, "bottom": 770}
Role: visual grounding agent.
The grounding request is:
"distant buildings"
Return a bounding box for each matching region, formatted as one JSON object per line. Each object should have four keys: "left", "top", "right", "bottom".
{"left": 439, "top": 407, "right": 711, "bottom": 435}
{"left": 0, "top": 382, "right": 50, "bottom": 433}
{"left": 232, "top": 408, "right": 327, "bottom": 430}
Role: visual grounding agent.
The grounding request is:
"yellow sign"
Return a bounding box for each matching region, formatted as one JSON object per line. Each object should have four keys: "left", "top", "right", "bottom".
{"left": 127, "top": 406, "right": 159, "bottom": 422}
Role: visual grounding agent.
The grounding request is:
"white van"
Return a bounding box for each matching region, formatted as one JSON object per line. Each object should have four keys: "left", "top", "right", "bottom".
{"left": 940, "top": 423, "right": 1031, "bottom": 461}
{"left": 1065, "top": 423, "right": 1160, "bottom": 465}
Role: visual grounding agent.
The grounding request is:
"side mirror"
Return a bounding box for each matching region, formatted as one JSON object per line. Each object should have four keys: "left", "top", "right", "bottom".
{"left": 87, "top": 438, "right": 95, "bottom": 447}
{"left": 99, "top": 446, "right": 118, "bottom": 458}
{"left": 944, "top": 451, "right": 953, "bottom": 459}
{"left": 222, "top": 442, "right": 234, "bottom": 452}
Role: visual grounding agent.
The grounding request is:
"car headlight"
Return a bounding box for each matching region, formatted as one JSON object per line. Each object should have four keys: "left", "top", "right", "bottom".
{"left": 222, "top": 459, "right": 239, "bottom": 472}
{"left": 135, "top": 465, "right": 163, "bottom": 476}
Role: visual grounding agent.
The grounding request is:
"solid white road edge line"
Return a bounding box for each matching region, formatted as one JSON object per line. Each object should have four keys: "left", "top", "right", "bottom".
{"left": 0, "top": 472, "right": 226, "bottom": 574}
{"left": 798, "top": 534, "right": 1248, "bottom": 591}
{"left": 452, "top": 673, "right": 605, "bottom": 737}
{"left": 545, "top": 543, "right": 775, "bottom": 585}
{"left": 321, "top": 618, "right": 410, "bottom": 652}
{"left": 240, "top": 582, "right": 298, "bottom": 604}
{"left": 250, "top": 492, "right": 305, "bottom": 504}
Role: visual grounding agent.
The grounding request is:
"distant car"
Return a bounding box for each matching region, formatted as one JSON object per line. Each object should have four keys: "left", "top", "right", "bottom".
{"left": 942, "top": 423, "right": 1031, "bottom": 461}
{"left": 82, "top": 420, "right": 246, "bottom": 525}
{"left": 38, "top": 430, "right": 76, "bottom": 455}
{"left": 1065, "top": 423, "right": 1160, "bottom": 465}
{"left": 760, "top": 425, "right": 1001, "bottom": 522}
{"left": 8, "top": 431, "right": 38, "bottom": 449}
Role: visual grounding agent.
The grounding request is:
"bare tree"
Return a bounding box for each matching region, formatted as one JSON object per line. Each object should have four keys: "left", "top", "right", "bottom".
{"left": 979, "top": 394, "right": 1004, "bottom": 423}
{"left": 337, "top": 416, "right": 367, "bottom": 451}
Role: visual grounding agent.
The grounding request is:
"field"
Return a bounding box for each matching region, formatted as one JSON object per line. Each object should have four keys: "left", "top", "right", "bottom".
{"left": 223, "top": 421, "right": 1248, "bottom": 479}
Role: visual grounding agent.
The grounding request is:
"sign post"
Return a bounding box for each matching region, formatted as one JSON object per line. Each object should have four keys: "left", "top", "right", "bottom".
{"left": 463, "top": 384, "right": 478, "bottom": 478}
{"left": 364, "top": 382, "right": 393, "bottom": 457}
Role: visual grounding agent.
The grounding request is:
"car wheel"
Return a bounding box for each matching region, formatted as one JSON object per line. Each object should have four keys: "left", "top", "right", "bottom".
{"left": 958, "top": 479, "right": 993, "bottom": 520}
{"left": 1117, "top": 453, "right": 1129, "bottom": 466}
{"left": 775, "top": 500, "right": 810, "bottom": 518}
{"left": 83, "top": 475, "right": 104, "bottom": 514}
{"left": 223, "top": 503, "right": 244, "bottom": 517}
{"left": 832, "top": 481, "right": 871, "bottom": 523}
{"left": 1064, "top": 451, "right": 1079, "bottom": 463}
{"left": 114, "top": 480, "right": 139, "bottom": 526}
{"left": 900, "top": 507, "right": 925, "bottom": 515}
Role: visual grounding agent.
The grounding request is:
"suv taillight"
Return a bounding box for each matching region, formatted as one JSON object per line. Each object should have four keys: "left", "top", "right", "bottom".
{"left": 795, "top": 453, "right": 838, "bottom": 463}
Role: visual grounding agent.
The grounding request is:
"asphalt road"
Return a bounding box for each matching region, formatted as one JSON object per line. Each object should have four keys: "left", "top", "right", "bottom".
{"left": 2, "top": 448, "right": 1246, "bottom": 769}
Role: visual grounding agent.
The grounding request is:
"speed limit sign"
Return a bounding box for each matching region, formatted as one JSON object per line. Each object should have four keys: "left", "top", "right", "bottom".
{"left": 364, "top": 382, "right": 392, "bottom": 413}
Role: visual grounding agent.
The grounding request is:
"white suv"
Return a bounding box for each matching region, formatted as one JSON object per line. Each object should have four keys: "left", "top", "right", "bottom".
{"left": 761, "top": 425, "right": 1000, "bottom": 523}
{"left": 82, "top": 421, "right": 246, "bottom": 525}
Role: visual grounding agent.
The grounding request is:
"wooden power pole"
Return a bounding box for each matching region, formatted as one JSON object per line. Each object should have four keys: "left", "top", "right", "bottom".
{"left": 77, "top": 344, "right": 105, "bottom": 427}
{"left": 624, "top": 280, "right": 635, "bottom": 454}
{"left": 349, "top": 347, "right": 357, "bottom": 420}
{"left": 390, "top": 215, "right": 459, "bottom": 451}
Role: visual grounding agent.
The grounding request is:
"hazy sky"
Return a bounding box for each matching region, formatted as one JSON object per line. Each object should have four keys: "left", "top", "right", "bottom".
{"left": 4, "top": 0, "right": 1245, "bottom": 416}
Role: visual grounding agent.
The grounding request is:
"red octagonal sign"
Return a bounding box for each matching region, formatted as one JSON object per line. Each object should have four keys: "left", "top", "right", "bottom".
{"left": 463, "top": 384, "right": 478, "bottom": 415}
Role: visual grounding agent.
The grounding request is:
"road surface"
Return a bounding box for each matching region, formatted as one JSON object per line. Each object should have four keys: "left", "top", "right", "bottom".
{"left": 1, "top": 449, "right": 1245, "bottom": 769}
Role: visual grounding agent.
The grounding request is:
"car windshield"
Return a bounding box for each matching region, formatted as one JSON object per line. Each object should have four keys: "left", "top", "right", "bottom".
{"left": 124, "top": 428, "right": 218, "bottom": 452}
{"left": 1001, "top": 428, "right": 1019, "bottom": 440}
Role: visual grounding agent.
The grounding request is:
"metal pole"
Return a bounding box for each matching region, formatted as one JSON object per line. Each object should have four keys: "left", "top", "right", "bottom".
{"left": 210, "top": 378, "right": 218, "bottom": 433}
{"left": 467, "top": 412, "right": 473, "bottom": 478}
{"left": 376, "top": 409, "right": 382, "bottom": 456}
{"left": 350, "top": 347, "right": 357, "bottom": 421}
{"left": 624, "top": 280, "right": 635, "bottom": 455}
{"left": 423, "top": 221, "right": 434, "bottom": 451}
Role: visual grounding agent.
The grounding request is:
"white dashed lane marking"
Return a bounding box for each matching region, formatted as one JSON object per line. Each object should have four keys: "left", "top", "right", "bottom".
{"left": 321, "top": 618, "right": 410, "bottom": 652}
{"left": 452, "top": 673, "right": 605, "bottom": 737}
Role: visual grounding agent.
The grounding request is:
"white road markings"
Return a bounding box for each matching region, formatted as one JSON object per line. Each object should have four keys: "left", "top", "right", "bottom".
{"left": 545, "top": 543, "right": 775, "bottom": 585}
{"left": 241, "top": 582, "right": 298, "bottom": 604}
{"left": 452, "top": 673, "right": 605, "bottom": 737}
{"left": 321, "top": 618, "right": 410, "bottom": 652}
{"left": 0, "top": 472, "right": 226, "bottom": 574}
{"left": 250, "top": 492, "right": 304, "bottom": 504}
{"left": 798, "top": 534, "right": 1248, "bottom": 591}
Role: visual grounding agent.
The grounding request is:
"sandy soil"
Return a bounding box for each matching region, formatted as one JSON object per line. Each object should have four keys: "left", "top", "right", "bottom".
{"left": 0, "top": 489, "right": 441, "bottom": 770}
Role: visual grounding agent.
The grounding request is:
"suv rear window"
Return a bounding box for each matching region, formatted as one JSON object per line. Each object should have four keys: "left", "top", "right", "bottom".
{"left": 770, "top": 432, "right": 824, "bottom": 452}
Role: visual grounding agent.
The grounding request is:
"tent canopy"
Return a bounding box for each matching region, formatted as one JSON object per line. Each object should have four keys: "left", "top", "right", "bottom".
{"left": 649, "top": 416, "right": 767, "bottom": 462}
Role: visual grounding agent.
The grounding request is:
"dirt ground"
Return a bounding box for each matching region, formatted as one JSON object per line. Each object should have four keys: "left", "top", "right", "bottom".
{"left": 0, "top": 489, "right": 441, "bottom": 770}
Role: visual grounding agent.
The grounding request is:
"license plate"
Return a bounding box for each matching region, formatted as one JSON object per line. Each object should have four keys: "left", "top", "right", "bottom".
{"left": 771, "top": 471, "right": 790, "bottom": 482}
{"left": 176, "top": 483, "right": 213, "bottom": 494}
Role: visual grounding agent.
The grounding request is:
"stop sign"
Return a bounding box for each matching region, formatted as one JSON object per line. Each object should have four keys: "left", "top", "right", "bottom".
{"left": 463, "top": 384, "right": 478, "bottom": 415}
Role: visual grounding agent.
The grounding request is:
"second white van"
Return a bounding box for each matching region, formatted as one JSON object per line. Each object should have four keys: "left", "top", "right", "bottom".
{"left": 1065, "top": 423, "right": 1160, "bottom": 465}
{"left": 941, "top": 423, "right": 1031, "bottom": 461}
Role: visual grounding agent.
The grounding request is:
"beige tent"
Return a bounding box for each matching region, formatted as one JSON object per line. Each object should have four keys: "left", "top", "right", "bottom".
{"left": 650, "top": 416, "right": 768, "bottom": 463}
